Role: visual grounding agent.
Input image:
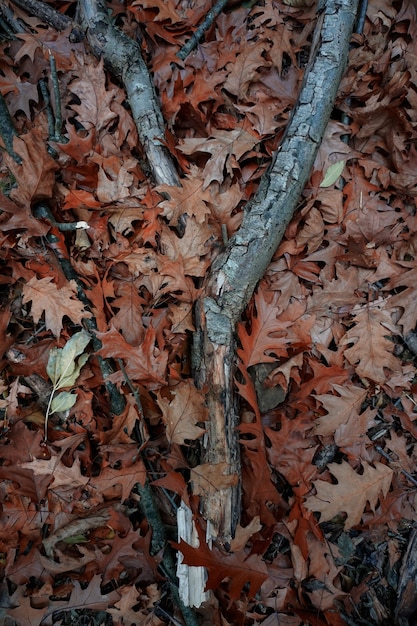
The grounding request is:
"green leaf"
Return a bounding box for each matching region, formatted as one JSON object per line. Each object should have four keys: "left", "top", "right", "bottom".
{"left": 57, "top": 352, "right": 89, "bottom": 389}
{"left": 46, "top": 331, "right": 90, "bottom": 388}
{"left": 62, "top": 534, "right": 88, "bottom": 544}
{"left": 319, "top": 160, "right": 345, "bottom": 188}
{"left": 50, "top": 391, "right": 77, "bottom": 414}
{"left": 46, "top": 347, "right": 62, "bottom": 386}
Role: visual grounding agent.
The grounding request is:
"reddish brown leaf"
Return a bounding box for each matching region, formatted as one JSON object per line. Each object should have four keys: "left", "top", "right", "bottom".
{"left": 173, "top": 523, "right": 268, "bottom": 601}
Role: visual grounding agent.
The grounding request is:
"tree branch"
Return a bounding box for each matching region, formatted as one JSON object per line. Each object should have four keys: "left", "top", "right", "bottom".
{"left": 194, "top": 0, "right": 360, "bottom": 545}
{"left": 78, "top": 0, "right": 179, "bottom": 187}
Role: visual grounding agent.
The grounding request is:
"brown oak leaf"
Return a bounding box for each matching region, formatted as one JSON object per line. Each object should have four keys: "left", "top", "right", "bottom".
{"left": 305, "top": 461, "right": 393, "bottom": 529}
{"left": 157, "top": 380, "right": 207, "bottom": 445}
{"left": 22, "top": 276, "right": 92, "bottom": 338}
{"left": 341, "top": 300, "right": 401, "bottom": 383}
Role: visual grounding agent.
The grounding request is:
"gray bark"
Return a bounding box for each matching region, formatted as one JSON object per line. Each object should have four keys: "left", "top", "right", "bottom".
{"left": 194, "top": 0, "right": 360, "bottom": 544}
{"left": 79, "top": 0, "right": 179, "bottom": 187}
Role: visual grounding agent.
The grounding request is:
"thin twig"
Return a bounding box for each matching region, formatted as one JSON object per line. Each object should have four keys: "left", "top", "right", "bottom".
{"left": 10, "top": 0, "right": 83, "bottom": 40}
{"left": 32, "top": 204, "right": 125, "bottom": 417}
{"left": 0, "top": 3, "right": 25, "bottom": 34}
{"left": 0, "top": 93, "right": 21, "bottom": 164}
{"left": 48, "top": 52, "right": 66, "bottom": 142}
{"left": 375, "top": 445, "right": 417, "bottom": 488}
{"left": 39, "top": 79, "right": 56, "bottom": 142}
{"left": 177, "top": 0, "right": 229, "bottom": 61}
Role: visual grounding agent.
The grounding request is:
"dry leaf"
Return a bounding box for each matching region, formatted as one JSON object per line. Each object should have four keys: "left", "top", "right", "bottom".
{"left": 305, "top": 461, "right": 393, "bottom": 529}
{"left": 22, "top": 276, "right": 91, "bottom": 337}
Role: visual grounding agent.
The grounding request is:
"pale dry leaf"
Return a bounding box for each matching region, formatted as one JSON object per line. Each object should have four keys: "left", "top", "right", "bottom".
{"left": 313, "top": 383, "right": 367, "bottom": 437}
{"left": 68, "top": 57, "right": 118, "bottom": 133}
{"left": 305, "top": 461, "right": 393, "bottom": 529}
{"left": 157, "top": 167, "right": 212, "bottom": 225}
{"left": 157, "top": 380, "right": 207, "bottom": 445}
{"left": 230, "top": 516, "right": 262, "bottom": 552}
{"left": 341, "top": 301, "right": 401, "bottom": 383}
{"left": 22, "top": 276, "right": 91, "bottom": 338}
{"left": 179, "top": 129, "right": 258, "bottom": 187}
{"left": 295, "top": 207, "right": 325, "bottom": 253}
{"left": 6, "top": 129, "right": 58, "bottom": 205}
{"left": 223, "top": 39, "right": 271, "bottom": 99}
{"left": 21, "top": 456, "right": 89, "bottom": 491}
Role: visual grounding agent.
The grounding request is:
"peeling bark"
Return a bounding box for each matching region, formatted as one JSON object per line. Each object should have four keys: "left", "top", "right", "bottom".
{"left": 194, "top": 0, "right": 360, "bottom": 545}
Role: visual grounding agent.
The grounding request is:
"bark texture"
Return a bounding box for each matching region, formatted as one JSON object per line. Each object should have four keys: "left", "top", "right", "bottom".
{"left": 194, "top": 0, "right": 360, "bottom": 544}
{"left": 79, "top": 0, "right": 179, "bottom": 186}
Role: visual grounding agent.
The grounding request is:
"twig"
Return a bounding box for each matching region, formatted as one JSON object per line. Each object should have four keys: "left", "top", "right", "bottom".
{"left": 117, "top": 358, "right": 145, "bottom": 421}
{"left": 49, "top": 52, "right": 66, "bottom": 142}
{"left": 39, "top": 55, "right": 67, "bottom": 146}
{"left": 0, "top": 3, "right": 25, "bottom": 34}
{"left": 374, "top": 445, "right": 417, "bottom": 488}
{"left": 39, "top": 79, "right": 56, "bottom": 143}
{"left": 177, "top": 0, "right": 229, "bottom": 61}
{"left": 79, "top": 0, "right": 180, "bottom": 186}
{"left": 10, "top": 0, "right": 83, "bottom": 40}
{"left": 0, "top": 93, "right": 21, "bottom": 164}
{"left": 32, "top": 204, "right": 125, "bottom": 417}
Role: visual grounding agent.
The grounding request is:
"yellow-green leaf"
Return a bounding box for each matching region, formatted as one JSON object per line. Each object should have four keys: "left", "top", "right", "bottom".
{"left": 50, "top": 391, "right": 77, "bottom": 414}
{"left": 319, "top": 160, "right": 345, "bottom": 188}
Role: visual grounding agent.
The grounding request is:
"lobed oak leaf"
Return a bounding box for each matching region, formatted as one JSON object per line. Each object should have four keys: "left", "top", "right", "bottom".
{"left": 159, "top": 218, "right": 213, "bottom": 278}
{"left": 157, "top": 169, "right": 212, "bottom": 225}
{"left": 295, "top": 207, "right": 325, "bottom": 253}
{"left": 313, "top": 384, "right": 367, "bottom": 437}
{"left": 341, "top": 301, "right": 401, "bottom": 383}
{"left": 109, "top": 582, "right": 164, "bottom": 626}
{"left": 68, "top": 58, "right": 118, "bottom": 134}
{"left": 305, "top": 461, "right": 393, "bottom": 529}
{"left": 237, "top": 287, "right": 292, "bottom": 367}
{"left": 21, "top": 456, "right": 89, "bottom": 493}
{"left": 5, "top": 79, "right": 39, "bottom": 118}
{"left": 22, "top": 276, "right": 92, "bottom": 338}
{"left": 110, "top": 280, "right": 146, "bottom": 346}
{"left": 223, "top": 39, "right": 271, "bottom": 100}
{"left": 97, "top": 325, "right": 167, "bottom": 389}
{"left": 173, "top": 522, "right": 268, "bottom": 601}
{"left": 386, "top": 268, "right": 417, "bottom": 334}
{"left": 157, "top": 380, "right": 207, "bottom": 445}
{"left": 8, "top": 586, "right": 45, "bottom": 626}
{"left": 90, "top": 459, "right": 146, "bottom": 502}
{"left": 179, "top": 129, "right": 258, "bottom": 187}
{"left": 94, "top": 155, "right": 137, "bottom": 203}
{"left": 45, "top": 574, "right": 120, "bottom": 619}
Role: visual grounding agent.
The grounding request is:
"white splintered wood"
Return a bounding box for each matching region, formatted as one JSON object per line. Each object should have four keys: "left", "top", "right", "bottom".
{"left": 177, "top": 501, "right": 209, "bottom": 607}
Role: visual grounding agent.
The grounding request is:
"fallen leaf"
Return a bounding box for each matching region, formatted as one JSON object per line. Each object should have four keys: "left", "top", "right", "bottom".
{"left": 157, "top": 380, "right": 207, "bottom": 445}
{"left": 22, "top": 276, "right": 91, "bottom": 338}
{"left": 305, "top": 461, "right": 393, "bottom": 529}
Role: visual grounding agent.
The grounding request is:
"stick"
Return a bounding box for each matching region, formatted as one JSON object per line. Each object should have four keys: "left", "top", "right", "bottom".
{"left": 177, "top": 0, "right": 229, "bottom": 61}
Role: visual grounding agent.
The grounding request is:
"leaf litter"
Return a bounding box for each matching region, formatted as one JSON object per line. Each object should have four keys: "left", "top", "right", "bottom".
{"left": 1, "top": 1, "right": 417, "bottom": 625}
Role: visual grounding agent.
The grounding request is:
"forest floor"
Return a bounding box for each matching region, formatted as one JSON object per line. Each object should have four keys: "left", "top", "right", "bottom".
{"left": 1, "top": 1, "right": 417, "bottom": 625}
